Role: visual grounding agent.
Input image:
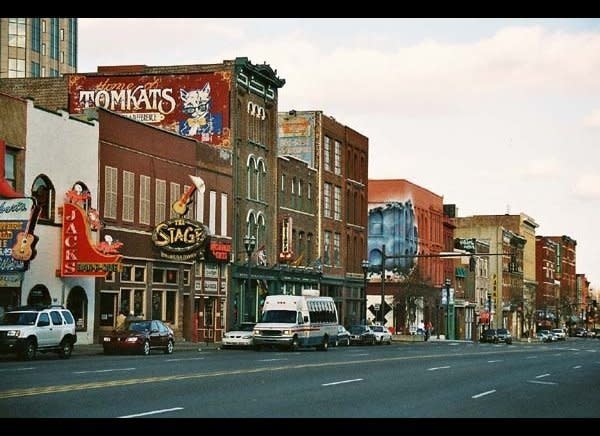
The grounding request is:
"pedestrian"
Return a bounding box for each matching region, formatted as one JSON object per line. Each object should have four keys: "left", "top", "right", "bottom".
{"left": 425, "top": 321, "right": 432, "bottom": 341}
{"left": 116, "top": 310, "right": 127, "bottom": 331}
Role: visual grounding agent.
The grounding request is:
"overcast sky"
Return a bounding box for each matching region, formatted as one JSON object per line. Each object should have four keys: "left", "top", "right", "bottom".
{"left": 79, "top": 18, "right": 600, "bottom": 291}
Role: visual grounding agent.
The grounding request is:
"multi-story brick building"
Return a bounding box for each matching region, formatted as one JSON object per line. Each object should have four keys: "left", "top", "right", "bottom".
{"left": 0, "top": 18, "right": 77, "bottom": 78}
{"left": 535, "top": 235, "right": 559, "bottom": 329}
{"left": 367, "top": 179, "right": 444, "bottom": 333}
{"left": 545, "top": 235, "right": 577, "bottom": 329}
{"left": 278, "top": 110, "right": 369, "bottom": 326}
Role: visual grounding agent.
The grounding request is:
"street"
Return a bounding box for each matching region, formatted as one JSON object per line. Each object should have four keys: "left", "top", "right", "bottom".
{"left": 0, "top": 338, "right": 599, "bottom": 418}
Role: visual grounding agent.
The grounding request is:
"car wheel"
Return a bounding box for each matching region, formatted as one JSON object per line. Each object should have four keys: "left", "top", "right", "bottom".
{"left": 344, "top": 338, "right": 350, "bottom": 346}
{"left": 141, "top": 340, "right": 150, "bottom": 355}
{"left": 317, "top": 337, "right": 329, "bottom": 351}
{"left": 19, "top": 339, "right": 37, "bottom": 361}
{"left": 289, "top": 336, "right": 299, "bottom": 351}
{"left": 164, "top": 340, "right": 174, "bottom": 354}
{"left": 334, "top": 338, "right": 339, "bottom": 347}
{"left": 59, "top": 339, "right": 73, "bottom": 359}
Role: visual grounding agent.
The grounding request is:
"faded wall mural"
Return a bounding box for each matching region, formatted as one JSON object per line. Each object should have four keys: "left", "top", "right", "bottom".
{"left": 277, "top": 112, "right": 316, "bottom": 168}
{"left": 368, "top": 200, "right": 418, "bottom": 279}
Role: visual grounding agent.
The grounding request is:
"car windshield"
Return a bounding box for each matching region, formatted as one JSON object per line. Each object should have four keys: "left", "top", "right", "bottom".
{"left": 1, "top": 312, "right": 37, "bottom": 325}
{"left": 237, "top": 324, "right": 255, "bottom": 332}
{"left": 261, "top": 310, "right": 296, "bottom": 323}
{"left": 128, "top": 321, "right": 151, "bottom": 332}
{"left": 497, "top": 329, "right": 508, "bottom": 334}
{"left": 372, "top": 326, "right": 385, "bottom": 332}
{"left": 349, "top": 326, "right": 367, "bottom": 334}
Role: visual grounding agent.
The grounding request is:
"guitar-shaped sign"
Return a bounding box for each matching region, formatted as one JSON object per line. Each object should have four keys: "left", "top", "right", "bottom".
{"left": 12, "top": 206, "right": 41, "bottom": 262}
{"left": 171, "top": 175, "right": 206, "bottom": 216}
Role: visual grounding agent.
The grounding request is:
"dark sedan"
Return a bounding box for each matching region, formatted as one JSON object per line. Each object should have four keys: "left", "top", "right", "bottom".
{"left": 348, "top": 325, "right": 376, "bottom": 345}
{"left": 102, "top": 319, "right": 174, "bottom": 355}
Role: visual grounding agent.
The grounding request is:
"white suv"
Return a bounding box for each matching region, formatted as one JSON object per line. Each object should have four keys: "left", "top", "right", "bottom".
{"left": 0, "top": 306, "right": 77, "bottom": 360}
{"left": 370, "top": 324, "right": 393, "bottom": 345}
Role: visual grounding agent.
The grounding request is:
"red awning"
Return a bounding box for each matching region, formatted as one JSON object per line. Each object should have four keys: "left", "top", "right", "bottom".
{"left": 479, "top": 312, "right": 490, "bottom": 323}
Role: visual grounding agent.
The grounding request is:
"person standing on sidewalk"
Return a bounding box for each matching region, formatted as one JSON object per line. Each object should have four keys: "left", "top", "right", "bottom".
{"left": 425, "top": 321, "right": 432, "bottom": 341}
{"left": 116, "top": 310, "right": 127, "bottom": 331}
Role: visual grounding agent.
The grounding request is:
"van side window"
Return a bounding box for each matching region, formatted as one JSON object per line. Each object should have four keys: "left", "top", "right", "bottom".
{"left": 297, "top": 312, "right": 303, "bottom": 324}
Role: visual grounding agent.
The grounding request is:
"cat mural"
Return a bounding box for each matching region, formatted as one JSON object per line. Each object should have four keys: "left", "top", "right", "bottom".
{"left": 178, "top": 83, "right": 222, "bottom": 140}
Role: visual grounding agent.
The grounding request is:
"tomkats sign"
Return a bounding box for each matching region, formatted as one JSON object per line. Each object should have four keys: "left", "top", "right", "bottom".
{"left": 68, "top": 72, "right": 231, "bottom": 146}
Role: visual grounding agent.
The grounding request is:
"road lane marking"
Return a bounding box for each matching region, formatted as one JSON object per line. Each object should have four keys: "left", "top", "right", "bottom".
{"left": 472, "top": 390, "right": 496, "bottom": 399}
{"left": 165, "top": 357, "right": 205, "bottom": 362}
{"left": 0, "top": 347, "right": 563, "bottom": 399}
{"left": 74, "top": 368, "right": 135, "bottom": 374}
{"left": 526, "top": 356, "right": 538, "bottom": 359}
{"left": 535, "top": 374, "right": 550, "bottom": 379}
{"left": 257, "top": 358, "right": 288, "bottom": 362}
{"left": 119, "top": 407, "right": 184, "bottom": 418}
{"left": 487, "top": 360, "right": 502, "bottom": 363}
{"left": 568, "top": 348, "right": 580, "bottom": 351}
{"left": 552, "top": 353, "right": 562, "bottom": 356}
{"left": 572, "top": 365, "right": 582, "bottom": 369}
{"left": 322, "top": 378, "right": 363, "bottom": 386}
{"left": 586, "top": 349, "right": 596, "bottom": 353}
{"left": 350, "top": 353, "right": 370, "bottom": 356}
{"left": 0, "top": 367, "right": 34, "bottom": 372}
{"left": 527, "top": 380, "right": 557, "bottom": 385}
{"left": 427, "top": 366, "right": 450, "bottom": 371}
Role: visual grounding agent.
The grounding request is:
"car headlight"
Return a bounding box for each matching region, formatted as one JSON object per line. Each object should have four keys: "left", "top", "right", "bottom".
{"left": 224, "top": 334, "right": 232, "bottom": 339}
{"left": 6, "top": 330, "right": 20, "bottom": 337}
{"left": 125, "top": 337, "right": 139, "bottom": 343}
{"left": 253, "top": 329, "right": 260, "bottom": 335}
{"left": 103, "top": 337, "right": 111, "bottom": 342}
{"left": 242, "top": 334, "right": 252, "bottom": 339}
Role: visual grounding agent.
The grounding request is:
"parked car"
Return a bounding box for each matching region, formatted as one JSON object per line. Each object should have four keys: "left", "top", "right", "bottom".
{"left": 102, "top": 319, "right": 174, "bottom": 355}
{"left": 221, "top": 323, "right": 255, "bottom": 349}
{"left": 370, "top": 324, "right": 392, "bottom": 345}
{"left": 480, "top": 328, "right": 497, "bottom": 343}
{"left": 335, "top": 325, "right": 350, "bottom": 346}
{"left": 0, "top": 305, "right": 77, "bottom": 360}
{"left": 348, "top": 325, "right": 375, "bottom": 345}
{"left": 496, "top": 328, "right": 513, "bottom": 344}
{"left": 573, "top": 328, "right": 588, "bottom": 337}
{"left": 537, "top": 329, "right": 556, "bottom": 342}
{"left": 551, "top": 328, "right": 567, "bottom": 340}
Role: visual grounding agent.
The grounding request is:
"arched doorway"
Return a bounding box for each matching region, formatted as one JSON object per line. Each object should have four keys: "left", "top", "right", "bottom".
{"left": 67, "top": 286, "right": 88, "bottom": 331}
{"left": 27, "top": 284, "right": 51, "bottom": 307}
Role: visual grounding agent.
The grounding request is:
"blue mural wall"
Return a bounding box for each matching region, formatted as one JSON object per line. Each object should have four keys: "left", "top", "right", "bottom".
{"left": 368, "top": 201, "right": 418, "bottom": 277}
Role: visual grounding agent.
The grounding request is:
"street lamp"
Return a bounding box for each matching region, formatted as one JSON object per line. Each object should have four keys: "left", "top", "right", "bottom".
{"left": 445, "top": 278, "right": 451, "bottom": 340}
{"left": 243, "top": 235, "right": 256, "bottom": 322}
{"left": 361, "top": 259, "right": 369, "bottom": 325}
{"left": 380, "top": 244, "right": 387, "bottom": 325}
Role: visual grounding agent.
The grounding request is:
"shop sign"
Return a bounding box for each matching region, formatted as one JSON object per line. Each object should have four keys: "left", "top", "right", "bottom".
{"left": 0, "top": 197, "right": 40, "bottom": 273}
{"left": 206, "top": 237, "right": 231, "bottom": 262}
{"left": 152, "top": 218, "right": 208, "bottom": 261}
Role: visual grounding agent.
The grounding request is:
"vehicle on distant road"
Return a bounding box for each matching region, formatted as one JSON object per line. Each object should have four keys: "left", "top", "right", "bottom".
{"left": 370, "top": 324, "right": 392, "bottom": 345}
{"left": 348, "top": 325, "right": 375, "bottom": 345}
{"left": 102, "top": 319, "right": 174, "bottom": 355}
{"left": 551, "top": 328, "right": 566, "bottom": 340}
{"left": 335, "top": 325, "right": 350, "bottom": 346}
{"left": 222, "top": 323, "right": 255, "bottom": 349}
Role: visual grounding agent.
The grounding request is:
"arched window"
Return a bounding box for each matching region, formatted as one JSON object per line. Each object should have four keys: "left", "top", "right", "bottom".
{"left": 246, "top": 156, "right": 256, "bottom": 199}
{"left": 257, "top": 159, "right": 266, "bottom": 201}
{"left": 31, "top": 174, "right": 55, "bottom": 222}
{"left": 246, "top": 210, "right": 257, "bottom": 241}
{"left": 256, "top": 212, "right": 266, "bottom": 247}
{"left": 67, "top": 286, "right": 88, "bottom": 331}
{"left": 370, "top": 210, "right": 383, "bottom": 235}
{"left": 27, "top": 284, "right": 51, "bottom": 307}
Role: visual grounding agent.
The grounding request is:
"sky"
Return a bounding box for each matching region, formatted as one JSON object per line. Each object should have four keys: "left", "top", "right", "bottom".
{"left": 79, "top": 18, "right": 600, "bottom": 291}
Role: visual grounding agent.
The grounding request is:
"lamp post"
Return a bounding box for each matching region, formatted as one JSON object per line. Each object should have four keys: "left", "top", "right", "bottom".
{"left": 243, "top": 235, "right": 256, "bottom": 322}
{"left": 361, "top": 259, "right": 369, "bottom": 325}
{"left": 445, "top": 278, "right": 451, "bottom": 340}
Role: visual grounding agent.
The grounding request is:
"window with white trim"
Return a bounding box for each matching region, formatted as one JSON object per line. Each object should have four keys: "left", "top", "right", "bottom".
{"left": 209, "top": 190, "right": 217, "bottom": 233}
{"left": 120, "top": 288, "right": 145, "bottom": 317}
{"left": 334, "top": 140, "right": 342, "bottom": 175}
{"left": 334, "top": 232, "right": 341, "bottom": 267}
{"left": 155, "top": 179, "right": 166, "bottom": 224}
{"left": 121, "top": 265, "right": 146, "bottom": 283}
{"left": 323, "top": 136, "right": 331, "bottom": 171}
{"left": 104, "top": 166, "right": 117, "bottom": 219}
{"left": 221, "top": 193, "right": 228, "bottom": 236}
{"left": 334, "top": 186, "right": 341, "bottom": 221}
{"left": 323, "top": 183, "right": 332, "bottom": 218}
{"left": 152, "top": 290, "right": 177, "bottom": 324}
{"left": 139, "top": 175, "right": 151, "bottom": 225}
{"left": 122, "top": 170, "right": 135, "bottom": 222}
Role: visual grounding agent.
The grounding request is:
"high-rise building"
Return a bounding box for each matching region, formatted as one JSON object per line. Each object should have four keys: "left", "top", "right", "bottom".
{"left": 0, "top": 18, "right": 77, "bottom": 78}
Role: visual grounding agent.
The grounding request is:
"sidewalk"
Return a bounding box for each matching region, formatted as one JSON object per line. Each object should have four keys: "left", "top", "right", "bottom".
{"left": 73, "top": 340, "right": 221, "bottom": 357}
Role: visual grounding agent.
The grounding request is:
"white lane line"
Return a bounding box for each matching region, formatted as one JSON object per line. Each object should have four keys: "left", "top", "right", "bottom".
{"left": 0, "top": 367, "right": 35, "bottom": 372}
{"left": 74, "top": 368, "right": 135, "bottom": 374}
{"left": 448, "top": 343, "right": 459, "bottom": 346}
{"left": 568, "top": 348, "right": 580, "bottom": 351}
{"left": 552, "top": 353, "right": 562, "bottom": 356}
{"left": 322, "top": 378, "right": 363, "bottom": 387}
{"left": 527, "top": 380, "right": 558, "bottom": 385}
{"left": 427, "top": 366, "right": 451, "bottom": 371}
{"left": 257, "top": 358, "right": 288, "bottom": 362}
{"left": 165, "top": 357, "right": 205, "bottom": 362}
{"left": 119, "top": 407, "right": 184, "bottom": 418}
{"left": 572, "top": 365, "right": 582, "bottom": 369}
{"left": 535, "top": 373, "right": 550, "bottom": 379}
{"left": 586, "top": 349, "right": 597, "bottom": 353}
{"left": 350, "top": 353, "right": 370, "bottom": 356}
{"left": 472, "top": 390, "right": 496, "bottom": 399}
{"left": 487, "top": 360, "right": 503, "bottom": 363}
{"left": 526, "top": 356, "right": 538, "bottom": 359}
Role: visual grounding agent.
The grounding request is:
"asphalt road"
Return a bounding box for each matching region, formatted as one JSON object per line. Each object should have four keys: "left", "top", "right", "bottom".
{"left": 0, "top": 338, "right": 599, "bottom": 418}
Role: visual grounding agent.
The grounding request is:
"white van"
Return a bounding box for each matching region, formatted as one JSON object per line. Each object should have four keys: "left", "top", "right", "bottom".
{"left": 253, "top": 289, "right": 338, "bottom": 351}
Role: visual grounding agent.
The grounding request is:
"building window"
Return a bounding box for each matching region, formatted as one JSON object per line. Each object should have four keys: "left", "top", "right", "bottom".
{"left": 8, "top": 18, "right": 26, "bottom": 48}
{"left": 152, "top": 290, "right": 177, "bottom": 324}
{"left": 42, "top": 43, "right": 46, "bottom": 56}
{"left": 257, "top": 159, "right": 266, "bottom": 201}
{"left": 68, "top": 18, "right": 77, "bottom": 68}
{"left": 60, "top": 28, "right": 65, "bottom": 41}
{"left": 139, "top": 175, "right": 150, "bottom": 225}
{"left": 291, "top": 177, "right": 296, "bottom": 194}
{"left": 31, "top": 61, "right": 40, "bottom": 77}
{"left": 60, "top": 51, "right": 65, "bottom": 64}
{"left": 31, "top": 18, "right": 41, "bottom": 52}
{"left": 67, "top": 286, "right": 87, "bottom": 331}
{"left": 8, "top": 58, "right": 25, "bottom": 78}
{"left": 122, "top": 170, "right": 135, "bottom": 222}
{"left": 334, "top": 233, "right": 341, "bottom": 267}
{"left": 104, "top": 166, "right": 117, "bottom": 219}
{"left": 153, "top": 268, "right": 178, "bottom": 284}
{"left": 121, "top": 265, "right": 146, "bottom": 283}
{"left": 169, "top": 182, "right": 180, "bottom": 219}
{"left": 209, "top": 190, "right": 217, "bottom": 233}
{"left": 334, "top": 140, "right": 342, "bottom": 175}
{"left": 247, "top": 156, "right": 256, "bottom": 199}
{"left": 155, "top": 179, "right": 166, "bottom": 224}
{"left": 334, "top": 186, "right": 341, "bottom": 221}
{"left": 324, "top": 231, "right": 331, "bottom": 266}
{"left": 50, "top": 18, "right": 59, "bottom": 60}
{"left": 50, "top": 68, "right": 58, "bottom": 77}
{"left": 323, "top": 136, "right": 331, "bottom": 171}
{"left": 120, "top": 289, "right": 145, "bottom": 317}
{"left": 220, "top": 193, "right": 228, "bottom": 236}
{"left": 41, "top": 66, "right": 46, "bottom": 77}
{"left": 256, "top": 213, "right": 265, "bottom": 249}
{"left": 307, "top": 182, "right": 312, "bottom": 200}
{"left": 31, "top": 175, "right": 55, "bottom": 222}
{"left": 42, "top": 19, "right": 46, "bottom": 33}
{"left": 281, "top": 173, "right": 286, "bottom": 192}
{"left": 323, "top": 183, "right": 332, "bottom": 218}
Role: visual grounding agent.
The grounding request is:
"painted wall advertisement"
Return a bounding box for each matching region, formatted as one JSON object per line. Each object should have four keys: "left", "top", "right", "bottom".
{"left": 278, "top": 112, "right": 316, "bottom": 167}
{"left": 0, "top": 197, "right": 38, "bottom": 275}
{"left": 68, "top": 72, "right": 231, "bottom": 146}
